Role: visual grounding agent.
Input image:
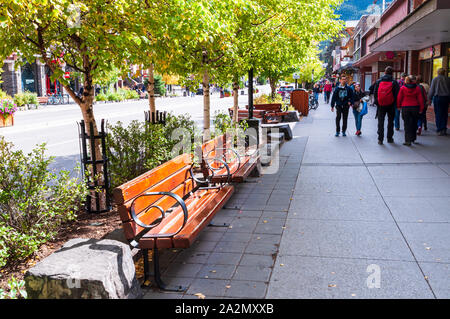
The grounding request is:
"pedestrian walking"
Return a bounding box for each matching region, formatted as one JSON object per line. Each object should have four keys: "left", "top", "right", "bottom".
{"left": 397, "top": 75, "right": 424, "bottom": 146}
{"left": 373, "top": 66, "right": 400, "bottom": 145}
{"left": 352, "top": 83, "right": 366, "bottom": 136}
{"left": 331, "top": 75, "right": 354, "bottom": 137}
{"left": 324, "top": 80, "right": 333, "bottom": 104}
{"left": 416, "top": 75, "right": 429, "bottom": 135}
{"left": 428, "top": 68, "right": 450, "bottom": 136}
{"left": 313, "top": 83, "right": 320, "bottom": 105}
{"left": 395, "top": 73, "right": 407, "bottom": 131}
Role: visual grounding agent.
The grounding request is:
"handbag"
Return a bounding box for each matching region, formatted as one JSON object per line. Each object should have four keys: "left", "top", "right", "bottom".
{"left": 360, "top": 101, "right": 368, "bottom": 116}
{"left": 353, "top": 100, "right": 361, "bottom": 112}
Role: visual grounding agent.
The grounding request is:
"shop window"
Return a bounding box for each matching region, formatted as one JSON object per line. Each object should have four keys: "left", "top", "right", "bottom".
{"left": 21, "top": 63, "right": 37, "bottom": 93}
{"left": 432, "top": 57, "right": 443, "bottom": 79}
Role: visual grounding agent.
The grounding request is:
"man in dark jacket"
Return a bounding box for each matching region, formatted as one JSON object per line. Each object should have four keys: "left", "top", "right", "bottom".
{"left": 373, "top": 66, "right": 400, "bottom": 144}
{"left": 331, "top": 75, "right": 354, "bottom": 137}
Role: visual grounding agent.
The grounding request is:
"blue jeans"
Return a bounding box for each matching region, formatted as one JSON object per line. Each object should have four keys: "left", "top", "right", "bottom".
{"left": 433, "top": 96, "right": 449, "bottom": 132}
{"left": 353, "top": 108, "right": 362, "bottom": 131}
{"left": 314, "top": 92, "right": 319, "bottom": 103}
{"left": 394, "top": 108, "right": 400, "bottom": 129}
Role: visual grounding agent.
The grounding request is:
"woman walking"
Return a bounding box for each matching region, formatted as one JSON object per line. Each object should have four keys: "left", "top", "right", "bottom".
{"left": 416, "top": 75, "right": 429, "bottom": 135}
{"left": 397, "top": 75, "right": 424, "bottom": 146}
{"left": 352, "top": 83, "right": 366, "bottom": 136}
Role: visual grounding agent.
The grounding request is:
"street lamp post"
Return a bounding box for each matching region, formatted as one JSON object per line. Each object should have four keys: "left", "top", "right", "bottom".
{"left": 248, "top": 68, "right": 254, "bottom": 119}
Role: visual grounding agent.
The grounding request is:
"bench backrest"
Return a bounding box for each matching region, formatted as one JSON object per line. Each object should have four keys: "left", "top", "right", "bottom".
{"left": 246, "top": 104, "right": 282, "bottom": 112}
{"left": 113, "top": 153, "right": 195, "bottom": 240}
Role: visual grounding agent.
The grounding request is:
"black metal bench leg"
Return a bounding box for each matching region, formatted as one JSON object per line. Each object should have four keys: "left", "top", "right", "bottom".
{"left": 142, "top": 249, "right": 151, "bottom": 285}
{"left": 153, "top": 247, "right": 187, "bottom": 293}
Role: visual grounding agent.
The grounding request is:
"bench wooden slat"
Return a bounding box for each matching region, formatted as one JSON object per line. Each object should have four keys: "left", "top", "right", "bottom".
{"left": 113, "top": 153, "right": 191, "bottom": 205}
{"left": 139, "top": 185, "right": 234, "bottom": 249}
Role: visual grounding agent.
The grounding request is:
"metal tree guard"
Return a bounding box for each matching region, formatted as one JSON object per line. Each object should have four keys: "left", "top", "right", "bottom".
{"left": 144, "top": 110, "right": 167, "bottom": 124}
{"left": 78, "top": 119, "right": 111, "bottom": 213}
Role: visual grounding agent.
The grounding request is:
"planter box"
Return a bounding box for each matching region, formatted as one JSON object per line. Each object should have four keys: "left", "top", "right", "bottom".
{"left": 0, "top": 115, "right": 14, "bottom": 128}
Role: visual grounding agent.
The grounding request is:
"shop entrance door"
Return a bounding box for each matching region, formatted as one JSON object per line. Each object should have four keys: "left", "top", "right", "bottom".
{"left": 420, "top": 59, "right": 432, "bottom": 84}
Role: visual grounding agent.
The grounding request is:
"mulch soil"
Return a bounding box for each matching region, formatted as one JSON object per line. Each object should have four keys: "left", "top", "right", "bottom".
{"left": 0, "top": 209, "right": 122, "bottom": 292}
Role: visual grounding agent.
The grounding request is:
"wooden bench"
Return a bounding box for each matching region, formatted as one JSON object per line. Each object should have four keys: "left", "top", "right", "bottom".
{"left": 200, "top": 134, "right": 261, "bottom": 183}
{"left": 113, "top": 153, "right": 234, "bottom": 291}
{"left": 228, "top": 108, "right": 266, "bottom": 122}
{"left": 37, "top": 96, "right": 49, "bottom": 105}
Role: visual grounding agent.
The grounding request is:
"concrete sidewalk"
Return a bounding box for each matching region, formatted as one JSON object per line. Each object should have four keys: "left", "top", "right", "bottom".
{"left": 142, "top": 97, "right": 450, "bottom": 299}
{"left": 267, "top": 97, "right": 450, "bottom": 299}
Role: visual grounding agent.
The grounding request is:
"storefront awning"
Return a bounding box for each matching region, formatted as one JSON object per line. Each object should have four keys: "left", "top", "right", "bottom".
{"left": 371, "top": 0, "right": 450, "bottom": 52}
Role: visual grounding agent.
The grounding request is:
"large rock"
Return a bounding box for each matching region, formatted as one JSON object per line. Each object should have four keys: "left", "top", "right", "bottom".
{"left": 25, "top": 238, "right": 143, "bottom": 299}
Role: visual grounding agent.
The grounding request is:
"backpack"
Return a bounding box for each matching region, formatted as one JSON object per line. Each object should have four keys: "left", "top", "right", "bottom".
{"left": 377, "top": 81, "right": 395, "bottom": 106}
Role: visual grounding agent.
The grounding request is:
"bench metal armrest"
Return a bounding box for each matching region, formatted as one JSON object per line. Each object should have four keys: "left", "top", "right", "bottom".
{"left": 206, "top": 147, "right": 241, "bottom": 175}
{"left": 129, "top": 191, "right": 189, "bottom": 247}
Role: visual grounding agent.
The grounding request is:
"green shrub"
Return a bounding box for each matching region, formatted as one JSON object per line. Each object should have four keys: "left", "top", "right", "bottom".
{"left": 213, "top": 111, "right": 248, "bottom": 137}
{"left": 0, "top": 137, "right": 88, "bottom": 268}
{"left": 95, "top": 93, "right": 107, "bottom": 102}
{"left": 106, "top": 114, "right": 199, "bottom": 193}
{"left": 0, "top": 276, "right": 27, "bottom": 299}
{"left": 13, "top": 91, "right": 38, "bottom": 107}
{"left": 0, "top": 89, "right": 12, "bottom": 100}
{"left": 106, "top": 120, "right": 169, "bottom": 192}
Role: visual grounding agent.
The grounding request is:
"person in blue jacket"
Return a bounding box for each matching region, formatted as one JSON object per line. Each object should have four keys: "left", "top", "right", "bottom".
{"left": 331, "top": 75, "right": 354, "bottom": 136}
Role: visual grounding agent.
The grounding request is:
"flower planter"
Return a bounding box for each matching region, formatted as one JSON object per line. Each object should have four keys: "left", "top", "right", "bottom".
{"left": 0, "top": 115, "right": 14, "bottom": 128}
{"left": 224, "top": 92, "right": 231, "bottom": 97}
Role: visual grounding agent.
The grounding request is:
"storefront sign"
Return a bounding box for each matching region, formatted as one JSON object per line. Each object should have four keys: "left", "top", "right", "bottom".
{"left": 419, "top": 44, "right": 442, "bottom": 60}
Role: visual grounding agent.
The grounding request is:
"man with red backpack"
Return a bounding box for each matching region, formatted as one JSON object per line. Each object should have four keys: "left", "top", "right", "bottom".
{"left": 373, "top": 66, "right": 400, "bottom": 145}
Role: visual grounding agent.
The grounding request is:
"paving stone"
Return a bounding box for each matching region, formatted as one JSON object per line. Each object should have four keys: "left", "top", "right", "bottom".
{"left": 245, "top": 241, "right": 279, "bottom": 256}
{"left": 267, "top": 255, "right": 434, "bottom": 299}
{"left": 384, "top": 196, "right": 450, "bottom": 223}
{"left": 224, "top": 281, "right": 268, "bottom": 298}
{"left": 279, "top": 219, "right": 413, "bottom": 261}
{"left": 236, "top": 210, "right": 264, "bottom": 218}
{"left": 397, "top": 222, "right": 450, "bottom": 263}
{"left": 207, "top": 252, "right": 242, "bottom": 265}
{"left": 196, "top": 231, "right": 224, "bottom": 242}
{"left": 189, "top": 240, "right": 219, "bottom": 252}
{"left": 228, "top": 217, "right": 259, "bottom": 232}
{"left": 196, "top": 264, "right": 237, "bottom": 280}
{"left": 376, "top": 178, "right": 450, "bottom": 197}
{"left": 240, "top": 254, "right": 275, "bottom": 268}
{"left": 250, "top": 234, "right": 282, "bottom": 244}
{"left": 221, "top": 230, "right": 253, "bottom": 243}
{"left": 214, "top": 241, "right": 247, "bottom": 254}
{"left": 174, "top": 251, "right": 211, "bottom": 264}
{"left": 143, "top": 291, "right": 184, "bottom": 299}
{"left": 419, "top": 262, "right": 450, "bottom": 298}
{"left": 187, "top": 278, "right": 229, "bottom": 297}
{"left": 262, "top": 211, "right": 288, "bottom": 219}
{"left": 164, "top": 263, "right": 202, "bottom": 278}
{"left": 288, "top": 195, "right": 392, "bottom": 221}
{"left": 233, "top": 265, "right": 272, "bottom": 282}
{"left": 368, "top": 164, "right": 449, "bottom": 180}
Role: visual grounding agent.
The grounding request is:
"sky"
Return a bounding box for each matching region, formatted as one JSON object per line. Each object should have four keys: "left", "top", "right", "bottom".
{"left": 337, "top": 0, "right": 388, "bottom": 21}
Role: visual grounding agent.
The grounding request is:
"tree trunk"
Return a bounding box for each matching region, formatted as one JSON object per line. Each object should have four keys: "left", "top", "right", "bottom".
{"left": 147, "top": 64, "right": 156, "bottom": 122}
{"left": 203, "top": 69, "right": 211, "bottom": 141}
{"left": 269, "top": 77, "right": 277, "bottom": 100}
{"left": 232, "top": 80, "right": 239, "bottom": 124}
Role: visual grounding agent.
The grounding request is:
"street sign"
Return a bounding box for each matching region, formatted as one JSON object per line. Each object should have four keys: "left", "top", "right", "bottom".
{"left": 293, "top": 74, "right": 300, "bottom": 79}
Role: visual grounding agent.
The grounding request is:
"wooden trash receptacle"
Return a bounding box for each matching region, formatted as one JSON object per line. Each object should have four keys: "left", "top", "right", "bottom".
{"left": 290, "top": 89, "right": 309, "bottom": 116}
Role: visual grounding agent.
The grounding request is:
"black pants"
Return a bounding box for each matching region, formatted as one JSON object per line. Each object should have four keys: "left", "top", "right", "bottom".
{"left": 402, "top": 106, "right": 420, "bottom": 143}
{"left": 377, "top": 105, "right": 396, "bottom": 141}
{"left": 325, "top": 91, "right": 331, "bottom": 104}
{"left": 336, "top": 105, "right": 350, "bottom": 133}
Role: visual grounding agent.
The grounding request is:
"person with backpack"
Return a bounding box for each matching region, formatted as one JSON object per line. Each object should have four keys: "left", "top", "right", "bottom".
{"left": 394, "top": 73, "right": 407, "bottom": 131}
{"left": 397, "top": 75, "right": 424, "bottom": 146}
{"left": 428, "top": 68, "right": 450, "bottom": 136}
{"left": 374, "top": 66, "right": 400, "bottom": 145}
{"left": 331, "top": 75, "right": 354, "bottom": 137}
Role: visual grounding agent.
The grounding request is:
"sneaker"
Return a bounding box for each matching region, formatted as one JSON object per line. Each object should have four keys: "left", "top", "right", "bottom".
{"left": 378, "top": 140, "right": 383, "bottom": 145}
{"left": 424, "top": 124, "right": 428, "bottom": 131}
{"left": 417, "top": 127, "right": 422, "bottom": 136}
{"left": 357, "top": 131, "right": 362, "bottom": 136}
{"left": 342, "top": 132, "right": 347, "bottom": 137}
{"left": 387, "top": 138, "right": 394, "bottom": 143}
{"left": 395, "top": 127, "right": 400, "bottom": 131}
{"left": 438, "top": 131, "right": 445, "bottom": 136}
{"left": 403, "top": 142, "right": 411, "bottom": 146}
{"left": 335, "top": 132, "right": 340, "bottom": 137}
